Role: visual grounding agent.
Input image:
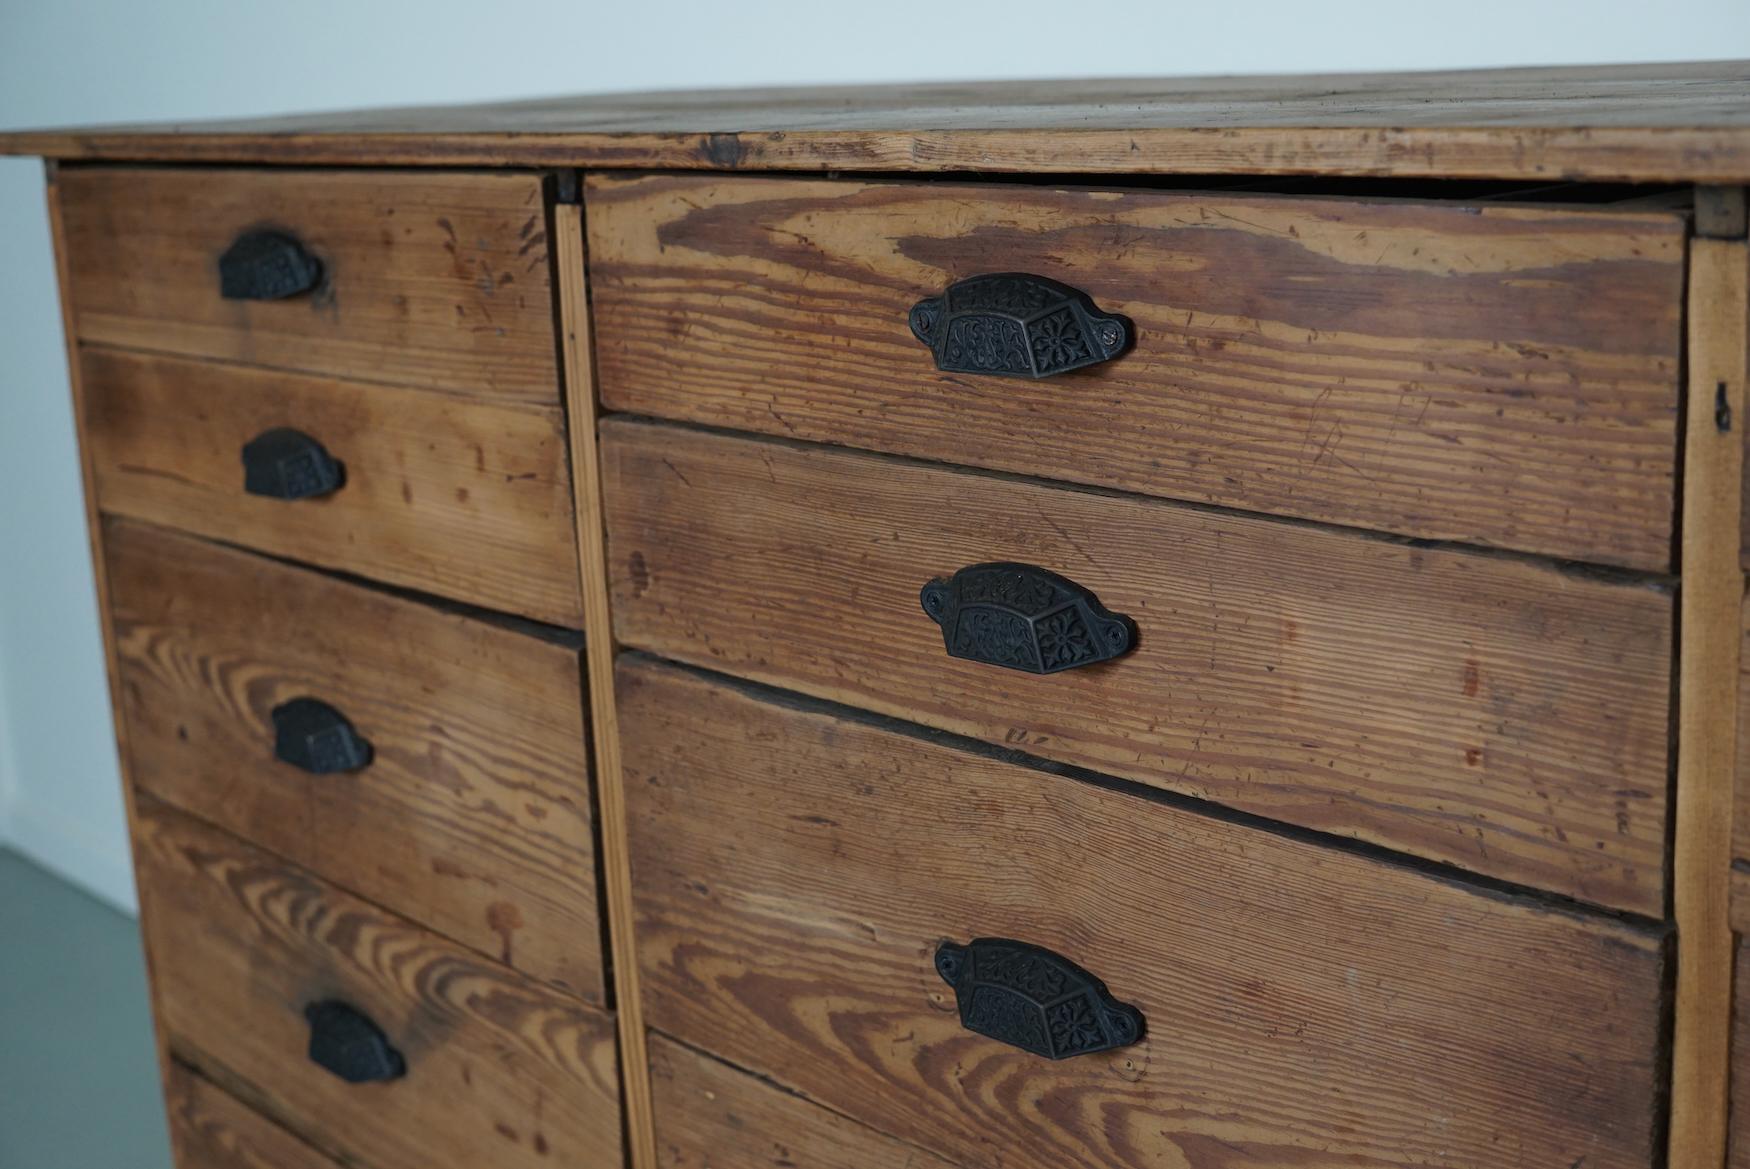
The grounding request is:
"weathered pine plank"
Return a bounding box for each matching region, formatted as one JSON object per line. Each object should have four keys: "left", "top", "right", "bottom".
{"left": 555, "top": 198, "right": 662, "bottom": 1169}
{"left": 649, "top": 1035, "right": 960, "bottom": 1169}
{"left": 587, "top": 174, "right": 1684, "bottom": 567}
{"left": 41, "top": 160, "right": 178, "bottom": 1094}
{"left": 82, "top": 348, "right": 583, "bottom": 626}
{"left": 1736, "top": 594, "right": 1750, "bottom": 864}
{"left": 166, "top": 1065, "right": 345, "bottom": 1169}
{"left": 1734, "top": 940, "right": 1750, "bottom": 1169}
{"left": 602, "top": 419, "right": 1673, "bottom": 913}
{"left": 135, "top": 799, "right": 623, "bottom": 1169}
{"left": 1674, "top": 237, "right": 1750, "bottom": 1169}
{"left": 57, "top": 168, "right": 561, "bottom": 405}
{"left": 106, "top": 520, "right": 605, "bottom": 1004}
{"left": 6, "top": 62, "right": 1750, "bottom": 180}
{"left": 619, "top": 658, "right": 1666, "bottom": 1169}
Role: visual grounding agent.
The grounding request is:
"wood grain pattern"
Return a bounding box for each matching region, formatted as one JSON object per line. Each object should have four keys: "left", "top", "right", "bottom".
{"left": 1737, "top": 596, "right": 1750, "bottom": 865}
{"left": 57, "top": 167, "right": 560, "bottom": 404}
{"left": 1733, "top": 940, "right": 1750, "bottom": 1169}
{"left": 81, "top": 347, "right": 582, "bottom": 626}
{"left": 43, "top": 158, "right": 178, "bottom": 1108}
{"left": 555, "top": 199, "right": 661, "bottom": 1169}
{"left": 1732, "top": 866, "right": 1750, "bottom": 936}
{"left": 1671, "top": 236, "right": 1749, "bottom": 1169}
{"left": 167, "top": 1065, "right": 344, "bottom": 1169}
{"left": 135, "top": 798, "right": 623, "bottom": 1169}
{"left": 587, "top": 175, "right": 1684, "bottom": 568}
{"left": 649, "top": 1035, "right": 959, "bottom": 1169}
{"left": 1699, "top": 186, "right": 1750, "bottom": 240}
{"left": 619, "top": 658, "right": 1666, "bottom": 1169}
{"left": 6, "top": 62, "right": 1750, "bottom": 180}
{"left": 602, "top": 419, "right": 1673, "bottom": 913}
{"left": 105, "top": 520, "right": 605, "bottom": 1004}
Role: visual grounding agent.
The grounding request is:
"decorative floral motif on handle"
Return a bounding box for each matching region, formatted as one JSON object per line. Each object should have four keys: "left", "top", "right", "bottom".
{"left": 920, "top": 562, "right": 1135, "bottom": 675}
{"left": 909, "top": 273, "right": 1132, "bottom": 379}
{"left": 935, "top": 938, "right": 1145, "bottom": 1060}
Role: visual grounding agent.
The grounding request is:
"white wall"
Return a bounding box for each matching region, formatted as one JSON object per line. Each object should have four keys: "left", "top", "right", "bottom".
{"left": 0, "top": 645, "right": 15, "bottom": 849}
{"left": 3, "top": 0, "right": 1749, "bottom": 913}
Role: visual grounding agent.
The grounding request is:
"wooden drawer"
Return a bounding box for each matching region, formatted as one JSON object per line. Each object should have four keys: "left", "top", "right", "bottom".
{"left": 58, "top": 167, "right": 560, "bottom": 405}
{"left": 107, "top": 520, "right": 605, "bottom": 1003}
{"left": 586, "top": 175, "right": 1685, "bottom": 569}
{"left": 602, "top": 419, "right": 1672, "bottom": 913}
{"left": 167, "top": 1065, "right": 344, "bottom": 1169}
{"left": 650, "top": 1036, "right": 958, "bottom": 1169}
{"left": 83, "top": 348, "right": 582, "bottom": 626}
{"left": 136, "top": 799, "right": 622, "bottom": 1169}
{"left": 619, "top": 658, "right": 1664, "bottom": 1169}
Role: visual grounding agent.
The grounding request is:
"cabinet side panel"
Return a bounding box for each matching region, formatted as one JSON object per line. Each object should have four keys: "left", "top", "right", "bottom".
{"left": 1673, "top": 235, "right": 1749, "bottom": 1169}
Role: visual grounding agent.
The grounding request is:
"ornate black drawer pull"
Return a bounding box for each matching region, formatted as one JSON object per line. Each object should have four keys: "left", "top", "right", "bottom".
{"left": 936, "top": 938, "right": 1143, "bottom": 1059}
{"left": 920, "top": 562, "right": 1135, "bottom": 674}
{"left": 242, "top": 428, "right": 345, "bottom": 501}
{"left": 219, "top": 230, "right": 323, "bottom": 300}
{"left": 272, "top": 698, "right": 373, "bottom": 774}
{"left": 304, "top": 1000, "right": 405, "bottom": 1084}
{"left": 908, "top": 273, "right": 1132, "bottom": 379}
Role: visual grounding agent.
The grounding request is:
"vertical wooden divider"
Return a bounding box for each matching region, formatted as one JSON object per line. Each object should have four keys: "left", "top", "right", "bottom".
{"left": 554, "top": 197, "right": 658, "bottom": 1169}
{"left": 1671, "top": 234, "right": 1750, "bottom": 1169}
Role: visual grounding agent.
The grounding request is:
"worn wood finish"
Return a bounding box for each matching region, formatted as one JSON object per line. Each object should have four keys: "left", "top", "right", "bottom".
{"left": 42, "top": 160, "right": 180, "bottom": 1106}
{"left": 167, "top": 1065, "right": 344, "bottom": 1169}
{"left": 135, "top": 799, "right": 623, "bottom": 1169}
{"left": 57, "top": 168, "right": 559, "bottom": 404}
{"left": 1733, "top": 867, "right": 1750, "bottom": 935}
{"left": 649, "top": 1035, "right": 959, "bottom": 1169}
{"left": 5, "top": 62, "right": 1750, "bottom": 181}
{"left": 556, "top": 199, "right": 661, "bottom": 1169}
{"left": 1733, "top": 942, "right": 1750, "bottom": 1169}
{"left": 1672, "top": 236, "right": 1750, "bottom": 1169}
{"left": 619, "top": 658, "right": 1666, "bottom": 1169}
{"left": 589, "top": 175, "right": 1685, "bottom": 567}
{"left": 1700, "top": 186, "right": 1750, "bottom": 240}
{"left": 603, "top": 420, "right": 1673, "bottom": 913}
{"left": 82, "top": 348, "right": 583, "bottom": 626}
{"left": 1735, "top": 596, "right": 1750, "bottom": 867}
{"left": 105, "top": 520, "right": 605, "bottom": 1004}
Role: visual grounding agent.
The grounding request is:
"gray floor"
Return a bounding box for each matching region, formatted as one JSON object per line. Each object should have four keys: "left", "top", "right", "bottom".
{"left": 0, "top": 849, "right": 173, "bottom": 1169}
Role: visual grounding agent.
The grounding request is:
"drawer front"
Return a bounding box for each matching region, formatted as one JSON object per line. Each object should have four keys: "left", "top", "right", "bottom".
{"left": 59, "top": 167, "right": 559, "bottom": 405}
{"left": 107, "top": 520, "right": 605, "bottom": 1003}
{"left": 602, "top": 419, "right": 1672, "bottom": 913}
{"left": 167, "top": 1065, "right": 344, "bottom": 1169}
{"left": 650, "top": 1035, "right": 959, "bottom": 1169}
{"left": 83, "top": 348, "right": 582, "bottom": 626}
{"left": 136, "top": 800, "right": 622, "bottom": 1169}
{"left": 619, "top": 658, "right": 1663, "bottom": 1169}
{"left": 586, "top": 175, "right": 1684, "bottom": 570}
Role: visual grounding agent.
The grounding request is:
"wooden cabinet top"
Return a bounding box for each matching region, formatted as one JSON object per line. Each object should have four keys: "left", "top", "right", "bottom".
{"left": 4, "top": 60, "right": 1750, "bottom": 181}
